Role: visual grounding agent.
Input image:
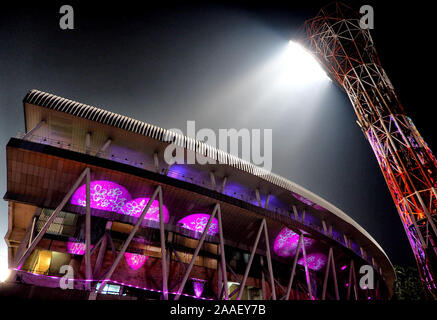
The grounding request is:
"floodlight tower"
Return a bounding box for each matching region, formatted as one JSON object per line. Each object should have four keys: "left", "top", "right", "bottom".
{"left": 303, "top": 2, "right": 437, "bottom": 298}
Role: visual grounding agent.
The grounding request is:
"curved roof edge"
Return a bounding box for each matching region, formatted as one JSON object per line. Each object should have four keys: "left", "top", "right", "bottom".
{"left": 23, "top": 89, "right": 394, "bottom": 275}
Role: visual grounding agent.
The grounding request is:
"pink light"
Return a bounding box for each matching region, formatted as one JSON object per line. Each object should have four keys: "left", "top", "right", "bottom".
{"left": 341, "top": 265, "right": 347, "bottom": 270}
{"left": 121, "top": 198, "right": 169, "bottom": 223}
{"left": 71, "top": 180, "right": 132, "bottom": 214}
{"left": 124, "top": 252, "right": 148, "bottom": 270}
{"left": 14, "top": 269, "right": 214, "bottom": 300}
{"left": 291, "top": 192, "right": 327, "bottom": 211}
{"left": 192, "top": 278, "right": 206, "bottom": 298}
{"left": 273, "top": 228, "right": 314, "bottom": 257}
{"left": 67, "top": 242, "right": 93, "bottom": 255}
{"left": 177, "top": 214, "right": 219, "bottom": 237}
{"left": 297, "top": 252, "right": 327, "bottom": 271}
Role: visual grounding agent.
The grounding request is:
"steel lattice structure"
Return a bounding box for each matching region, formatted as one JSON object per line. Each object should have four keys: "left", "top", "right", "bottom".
{"left": 303, "top": 2, "right": 437, "bottom": 298}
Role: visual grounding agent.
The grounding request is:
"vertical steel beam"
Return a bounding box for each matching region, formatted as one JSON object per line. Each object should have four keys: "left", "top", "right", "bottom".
{"left": 301, "top": 235, "right": 313, "bottom": 300}
{"left": 174, "top": 204, "right": 219, "bottom": 300}
{"left": 93, "top": 233, "right": 108, "bottom": 279}
{"left": 12, "top": 210, "right": 39, "bottom": 268}
{"left": 322, "top": 247, "right": 340, "bottom": 300}
{"left": 260, "top": 256, "right": 266, "bottom": 300}
{"left": 216, "top": 205, "right": 228, "bottom": 300}
{"left": 347, "top": 259, "right": 358, "bottom": 300}
{"left": 292, "top": 205, "right": 299, "bottom": 220}
{"left": 322, "top": 220, "right": 328, "bottom": 235}
{"left": 14, "top": 168, "right": 89, "bottom": 270}
{"left": 217, "top": 254, "right": 223, "bottom": 299}
{"left": 209, "top": 171, "right": 216, "bottom": 191}
{"left": 85, "top": 132, "right": 91, "bottom": 155}
{"left": 27, "top": 216, "right": 37, "bottom": 248}
{"left": 153, "top": 152, "right": 159, "bottom": 173}
{"left": 264, "top": 194, "right": 270, "bottom": 209}
{"left": 158, "top": 188, "right": 169, "bottom": 300}
{"left": 95, "top": 138, "right": 112, "bottom": 157}
{"left": 285, "top": 233, "right": 303, "bottom": 300}
{"left": 255, "top": 189, "right": 262, "bottom": 207}
{"left": 322, "top": 248, "right": 332, "bottom": 300}
{"left": 237, "top": 219, "right": 265, "bottom": 300}
{"left": 85, "top": 169, "right": 92, "bottom": 288}
{"left": 330, "top": 249, "right": 340, "bottom": 300}
{"left": 262, "top": 220, "right": 276, "bottom": 300}
{"left": 23, "top": 120, "right": 45, "bottom": 140}
{"left": 220, "top": 176, "right": 228, "bottom": 193}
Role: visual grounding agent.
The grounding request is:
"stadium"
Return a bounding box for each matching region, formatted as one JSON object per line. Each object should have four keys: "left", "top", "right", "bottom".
{"left": 1, "top": 89, "right": 395, "bottom": 300}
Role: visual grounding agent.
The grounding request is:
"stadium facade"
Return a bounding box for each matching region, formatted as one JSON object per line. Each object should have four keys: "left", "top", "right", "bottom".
{"left": 2, "top": 90, "right": 395, "bottom": 300}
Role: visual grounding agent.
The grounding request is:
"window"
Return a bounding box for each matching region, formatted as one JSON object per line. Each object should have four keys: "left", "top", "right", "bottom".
{"left": 36, "top": 209, "right": 77, "bottom": 237}
{"left": 21, "top": 250, "right": 71, "bottom": 275}
{"left": 95, "top": 283, "right": 123, "bottom": 295}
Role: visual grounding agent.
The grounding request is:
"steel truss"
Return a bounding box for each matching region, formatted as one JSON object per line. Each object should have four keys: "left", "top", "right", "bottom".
{"left": 9, "top": 148, "right": 369, "bottom": 300}
{"left": 303, "top": 2, "right": 437, "bottom": 298}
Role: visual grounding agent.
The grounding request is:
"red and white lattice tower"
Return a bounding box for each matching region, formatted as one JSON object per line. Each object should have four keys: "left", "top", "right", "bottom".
{"left": 303, "top": 2, "right": 437, "bottom": 298}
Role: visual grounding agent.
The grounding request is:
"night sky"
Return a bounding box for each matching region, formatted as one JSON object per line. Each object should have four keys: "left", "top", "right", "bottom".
{"left": 1, "top": 0, "right": 435, "bottom": 270}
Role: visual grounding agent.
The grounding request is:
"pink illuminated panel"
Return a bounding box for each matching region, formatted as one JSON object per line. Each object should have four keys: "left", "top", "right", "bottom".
{"left": 67, "top": 242, "right": 93, "bottom": 255}
{"left": 124, "top": 253, "right": 148, "bottom": 270}
{"left": 273, "top": 227, "right": 314, "bottom": 257}
{"left": 177, "top": 214, "right": 218, "bottom": 237}
{"left": 71, "top": 180, "right": 132, "bottom": 213}
{"left": 297, "top": 252, "right": 327, "bottom": 271}
{"left": 121, "top": 198, "right": 169, "bottom": 222}
{"left": 192, "top": 278, "right": 206, "bottom": 298}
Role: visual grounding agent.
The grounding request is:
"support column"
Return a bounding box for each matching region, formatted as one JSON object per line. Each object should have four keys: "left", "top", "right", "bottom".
{"left": 263, "top": 220, "right": 276, "bottom": 300}
{"left": 301, "top": 235, "right": 313, "bottom": 300}
{"left": 14, "top": 168, "right": 89, "bottom": 270}
{"left": 264, "top": 194, "right": 270, "bottom": 210}
{"left": 154, "top": 152, "right": 159, "bottom": 173}
{"left": 255, "top": 189, "right": 262, "bottom": 207}
{"left": 209, "top": 172, "right": 216, "bottom": 191}
{"left": 23, "top": 120, "right": 46, "bottom": 140}
{"left": 260, "top": 256, "right": 266, "bottom": 300}
{"left": 220, "top": 176, "right": 228, "bottom": 193}
{"left": 292, "top": 205, "right": 299, "bottom": 220}
{"left": 92, "top": 186, "right": 161, "bottom": 298}
{"left": 95, "top": 138, "right": 112, "bottom": 157}
{"left": 216, "top": 205, "right": 228, "bottom": 300}
{"left": 85, "top": 169, "right": 92, "bottom": 288}
{"left": 237, "top": 220, "right": 265, "bottom": 300}
{"left": 159, "top": 188, "right": 169, "bottom": 300}
{"left": 85, "top": 132, "right": 91, "bottom": 155}
{"left": 347, "top": 259, "right": 358, "bottom": 300}
{"left": 285, "top": 234, "right": 303, "bottom": 300}
{"left": 174, "top": 204, "right": 219, "bottom": 300}
{"left": 93, "top": 221, "right": 112, "bottom": 279}
{"left": 322, "top": 247, "right": 339, "bottom": 300}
